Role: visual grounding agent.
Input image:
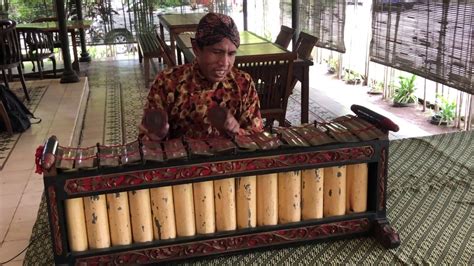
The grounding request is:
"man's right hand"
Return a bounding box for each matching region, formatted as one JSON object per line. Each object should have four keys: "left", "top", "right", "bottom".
{"left": 139, "top": 109, "right": 169, "bottom": 141}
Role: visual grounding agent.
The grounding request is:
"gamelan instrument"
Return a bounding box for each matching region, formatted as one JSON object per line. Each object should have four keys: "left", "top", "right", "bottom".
{"left": 38, "top": 104, "right": 401, "bottom": 265}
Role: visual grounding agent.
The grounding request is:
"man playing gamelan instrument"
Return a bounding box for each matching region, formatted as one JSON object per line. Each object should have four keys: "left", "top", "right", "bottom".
{"left": 139, "top": 12, "right": 263, "bottom": 140}
{"left": 133, "top": 13, "right": 265, "bottom": 239}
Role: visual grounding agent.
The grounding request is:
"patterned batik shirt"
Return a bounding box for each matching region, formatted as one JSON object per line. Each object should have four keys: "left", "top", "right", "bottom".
{"left": 144, "top": 61, "right": 263, "bottom": 139}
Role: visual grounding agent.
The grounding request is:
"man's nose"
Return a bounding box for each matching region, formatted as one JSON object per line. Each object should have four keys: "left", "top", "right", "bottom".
{"left": 218, "top": 54, "right": 229, "bottom": 66}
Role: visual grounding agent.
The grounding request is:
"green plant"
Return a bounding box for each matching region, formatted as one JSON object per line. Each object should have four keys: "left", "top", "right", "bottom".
{"left": 326, "top": 57, "right": 338, "bottom": 74}
{"left": 368, "top": 79, "right": 384, "bottom": 94}
{"left": 434, "top": 94, "right": 456, "bottom": 125}
{"left": 393, "top": 74, "right": 417, "bottom": 104}
{"left": 343, "top": 69, "right": 361, "bottom": 84}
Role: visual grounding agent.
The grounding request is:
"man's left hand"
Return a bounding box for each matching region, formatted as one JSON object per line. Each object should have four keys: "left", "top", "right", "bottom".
{"left": 223, "top": 111, "right": 240, "bottom": 135}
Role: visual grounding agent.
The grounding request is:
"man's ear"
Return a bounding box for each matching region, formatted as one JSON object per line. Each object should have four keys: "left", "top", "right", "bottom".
{"left": 191, "top": 39, "right": 201, "bottom": 57}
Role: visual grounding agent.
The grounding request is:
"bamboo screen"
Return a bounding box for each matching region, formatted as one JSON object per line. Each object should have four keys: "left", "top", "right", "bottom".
{"left": 370, "top": 0, "right": 473, "bottom": 94}
{"left": 281, "top": 0, "right": 346, "bottom": 53}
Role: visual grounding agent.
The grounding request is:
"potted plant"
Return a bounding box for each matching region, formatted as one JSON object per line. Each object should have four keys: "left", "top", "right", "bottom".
{"left": 343, "top": 69, "right": 361, "bottom": 85}
{"left": 368, "top": 79, "right": 384, "bottom": 94}
{"left": 326, "top": 57, "right": 339, "bottom": 74}
{"left": 430, "top": 94, "right": 456, "bottom": 126}
{"left": 392, "top": 74, "right": 417, "bottom": 107}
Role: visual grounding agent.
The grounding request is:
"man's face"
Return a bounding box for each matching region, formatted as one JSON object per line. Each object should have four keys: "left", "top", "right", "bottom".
{"left": 193, "top": 38, "right": 237, "bottom": 83}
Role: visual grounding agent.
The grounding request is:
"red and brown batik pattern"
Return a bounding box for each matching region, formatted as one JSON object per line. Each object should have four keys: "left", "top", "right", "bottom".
{"left": 145, "top": 61, "right": 263, "bottom": 139}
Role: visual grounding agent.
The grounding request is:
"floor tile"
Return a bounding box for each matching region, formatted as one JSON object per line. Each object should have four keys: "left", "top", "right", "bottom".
{"left": 0, "top": 207, "right": 16, "bottom": 228}
{"left": 0, "top": 182, "right": 27, "bottom": 197}
{"left": 0, "top": 194, "right": 22, "bottom": 210}
{"left": 0, "top": 239, "right": 29, "bottom": 262}
{"left": 17, "top": 192, "right": 43, "bottom": 209}
{"left": 3, "top": 260, "right": 24, "bottom": 265}
{"left": 4, "top": 220, "right": 35, "bottom": 242}
{"left": 11, "top": 202, "right": 39, "bottom": 224}
{"left": 0, "top": 225, "right": 8, "bottom": 244}
{"left": 23, "top": 179, "right": 45, "bottom": 194}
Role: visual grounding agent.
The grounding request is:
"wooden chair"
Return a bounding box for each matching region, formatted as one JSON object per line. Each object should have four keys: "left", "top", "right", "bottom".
{"left": 293, "top": 31, "right": 318, "bottom": 60}
{"left": 155, "top": 32, "right": 176, "bottom": 68}
{"left": 274, "top": 25, "right": 295, "bottom": 49}
{"left": 0, "top": 20, "right": 29, "bottom": 101}
{"left": 31, "top": 17, "right": 62, "bottom": 49}
{"left": 290, "top": 31, "right": 318, "bottom": 91}
{"left": 17, "top": 27, "right": 57, "bottom": 79}
{"left": 137, "top": 31, "right": 162, "bottom": 83}
{"left": 236, "top": 52, "right": 297, "bottom": 127}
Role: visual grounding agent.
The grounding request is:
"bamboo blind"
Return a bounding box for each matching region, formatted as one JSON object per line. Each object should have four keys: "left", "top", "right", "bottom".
{"left": 281, "top": 0, "right": 346, "bottom": 53}
{"left": 370, "top": 0, "right": 473, "bottom": 94}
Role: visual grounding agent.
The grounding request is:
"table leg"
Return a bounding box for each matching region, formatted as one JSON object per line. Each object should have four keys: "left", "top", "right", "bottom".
{"left": 160, "top": 24, "right": 165, "bottom": 41}
{"left": 70, "top": 30, "right": 80, "bottom": 72}
{"left": 170, "top": 34, "right": 176, "bottom": 64}
{"left": 301, "top": 66, "right": 309, "bottom": 124}
{"left": 177, "top": 47, "right": 183, "bottom": 65}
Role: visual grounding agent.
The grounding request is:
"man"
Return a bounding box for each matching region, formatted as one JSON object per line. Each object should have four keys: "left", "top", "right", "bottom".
{"left": 139, "top": 12, "right": 263, "bottom": 140}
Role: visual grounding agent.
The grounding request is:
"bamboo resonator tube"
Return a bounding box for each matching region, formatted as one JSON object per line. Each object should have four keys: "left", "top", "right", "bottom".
{"left": 346, "top": 163, "right": 368, "bottom": 213}
{"left": 302, "top": 168, "right": 324, "bottom": 220}
{"left": 64, "top": 198, "right": 88, "bottom": 251}
{"left": 128, "top": 189, "right": 154, "bottom": 242}
{"left": 64, "top": 164, "right": 368, "bottom": 251}
{"left": 83, "top": 195, "right": 110, "bottom": 249}
{"left": 236, "top": 176, "right": 257, "bottom": 229}
{"left": 150, "top": 186, "right": 176, "bottom": 239}
{"left": 323, "top": 166, "right": 347, "bottom": 217}
{"left": 173, "top": 184, "right": 196, "bottom": 237}
{"left": 278, "top": 171, "right": 301, "bottom": 224}
{"left": 106, "top": 192, "right": 132, "bottom": 246}
{"left": 214, "top": 178, "right": 237, "bottom": 231}
{"left": 193, "top": 181, "right": 216, "bottom": 234}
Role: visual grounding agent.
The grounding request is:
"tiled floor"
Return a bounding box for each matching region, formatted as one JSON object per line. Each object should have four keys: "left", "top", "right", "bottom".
{"left": 0, "top": 78, "right": 89, "bottom": 265}
{"left": 0, "top": 56, "right": 463, "bottom": 264}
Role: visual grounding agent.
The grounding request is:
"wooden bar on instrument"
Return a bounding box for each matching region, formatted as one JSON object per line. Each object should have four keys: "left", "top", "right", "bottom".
{"left": 106, "top": 192, "right": 132, "bottom": 246}
{"left": 278, "top": 171, "right": 301, "bottom": 224}
{"left": 65, "top": 198, "right": 88, "bottom": 251}
{"left": 301, "top": 168, "right": 324, "bottom": 220}
{"left": 173, "top": 184, "right": 196, "bottom": 237}
{"left": 214, "top": 178, "right": 237, "bottom": 231}
{"left": 83, "top": 194, "right": 111, "bottom": 249}
{"left": 128, "top": 189, "right": 154, "bottom": 242}
{"left": 346, "top": 163, "right": 368, "bottom": 213}
{"left": 323, "top": 166, "right": 347, "bottom": 217}
{"left": 193, "top": 181, "right": 216, "bottom": 234}
{"left": 150, "top": 186, "right": 176, "bottom": 239}
{"left": 257, "top": 173, "right": 278, "bottom": 226}
{"left": 236, "top": 176, "right": 257, "bottom": 229}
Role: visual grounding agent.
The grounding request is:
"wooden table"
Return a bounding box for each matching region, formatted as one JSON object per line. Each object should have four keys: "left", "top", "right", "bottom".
{"left": 175, "top": 31, "right": 313, "bottom": 124}
{"left": 158, "top": 13, "right": 206, "bottom": 61}
{"left": 17, "top": 20, "right": 92, "bottom": 72}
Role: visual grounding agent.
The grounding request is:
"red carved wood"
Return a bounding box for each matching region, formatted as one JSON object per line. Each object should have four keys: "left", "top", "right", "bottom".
{"left": 64, "top": 146, "right": 374, "bottom": 195}
{"left": 77, "top": 218, "right": 370, "bottom": 264}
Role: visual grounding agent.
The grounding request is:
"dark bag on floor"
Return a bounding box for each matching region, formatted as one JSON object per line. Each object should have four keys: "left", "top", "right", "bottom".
{"left": 0, "top": 85, "right": 41, "bottom": 133}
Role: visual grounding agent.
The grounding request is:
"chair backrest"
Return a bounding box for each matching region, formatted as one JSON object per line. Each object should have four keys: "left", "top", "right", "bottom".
{"left": 155, "top": 31, "right": 176, "bottom": 68}
{"left": 16, "top": 28, "right": 55, "bottom": 60}
{"left": 235, "top": 52, "right": 297, "bottom": 126}
{"left": 31, "top": 17, "right": 61, "bottom": 47}
{"left": 274, "top": 25, "right": 295, "bottom": 49}
{"left": 0, "top": 20, "right": 22, "bottom": 69}
{"left": 294, "top": 31, "right": 318, "bottom": 60}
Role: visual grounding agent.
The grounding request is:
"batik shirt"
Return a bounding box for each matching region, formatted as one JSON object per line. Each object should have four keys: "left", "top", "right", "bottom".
{"left": 144, "top": 61, "right": 263, "bottom": 139}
